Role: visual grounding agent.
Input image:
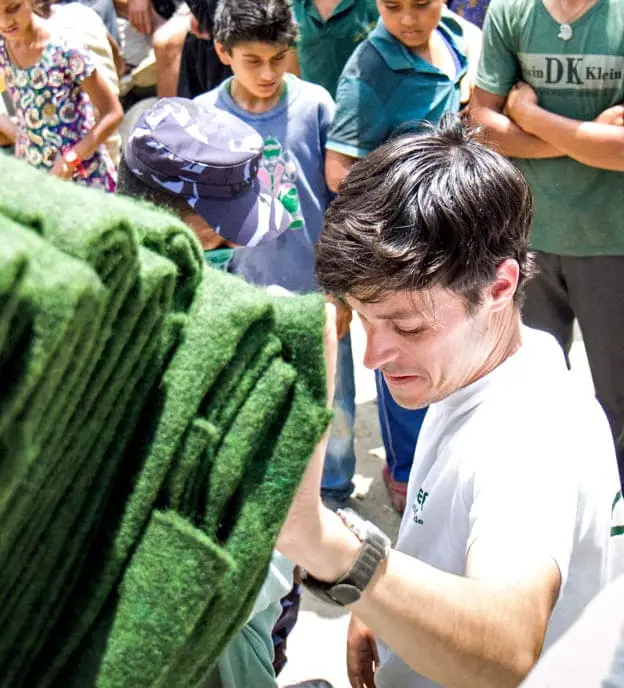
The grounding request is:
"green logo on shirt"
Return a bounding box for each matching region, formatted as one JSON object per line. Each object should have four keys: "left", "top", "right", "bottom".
{"left": 412, "top": 488, "right": 429, "bottom": 525}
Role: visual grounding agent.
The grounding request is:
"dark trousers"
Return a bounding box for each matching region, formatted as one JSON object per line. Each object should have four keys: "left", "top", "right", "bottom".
{"left": 522, "top": 252, "right": 624, "bottom": 486}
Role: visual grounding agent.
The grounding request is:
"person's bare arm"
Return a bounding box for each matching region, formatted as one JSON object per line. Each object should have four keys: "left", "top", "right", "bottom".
{"left": 75, "top": 70, "right": 123, "bottom": 159}
{"left": 279, "top": 480, "right": 560, "bottom": 688}
{"left": 506, "top": 81, "right": 624, "bottom": 171}
{"left": 325, "top": 149, "right": 357, "bottom": 193}
{"left": 106, "top": 31, "right": 125, "bottom": 79}
{"left": 469, "top": 87, "right": 563, "bottom": 159}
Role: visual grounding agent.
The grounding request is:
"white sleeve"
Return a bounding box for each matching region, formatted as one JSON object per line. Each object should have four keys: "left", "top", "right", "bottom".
{"left": 520, "top": 575, "right": 624, "bottom": 687}
{"left": 466, "top": 424, "right": 578, "bottom": 588}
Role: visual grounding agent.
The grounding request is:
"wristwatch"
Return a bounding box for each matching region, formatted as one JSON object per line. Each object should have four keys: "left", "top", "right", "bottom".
{"left": 302, "top": 509, "right": 391, "bottom": 606}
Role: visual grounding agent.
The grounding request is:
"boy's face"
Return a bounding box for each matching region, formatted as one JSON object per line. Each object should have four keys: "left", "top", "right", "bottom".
{"left": 377, "top": 0, "right": 444, "bottom": 50}
{"left": 215, "top": 41, "right": 291, "bottom": 102}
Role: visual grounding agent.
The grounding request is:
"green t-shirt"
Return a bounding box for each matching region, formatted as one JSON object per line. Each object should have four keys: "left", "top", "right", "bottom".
{"left": 477, "top": 0, "right": 624, "bottom": 256}
{"left": 292, "top": 0, "right": 378, "bottom": 98}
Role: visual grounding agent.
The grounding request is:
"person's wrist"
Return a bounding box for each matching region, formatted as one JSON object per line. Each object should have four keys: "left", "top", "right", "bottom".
{"left": 518, "top": 102, "right": 540, "bottom": 134}
{"left": 301, "top": 508, "right": 361, "bottom": 583}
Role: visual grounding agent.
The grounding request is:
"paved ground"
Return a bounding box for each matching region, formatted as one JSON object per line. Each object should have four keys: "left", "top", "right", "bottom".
{"left": 277, "top": 318, "right": 592, "bottom": 688}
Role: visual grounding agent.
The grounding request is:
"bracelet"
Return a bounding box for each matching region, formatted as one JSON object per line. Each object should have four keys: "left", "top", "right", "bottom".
{"left": 62, "top": 148, "right": 86, "bottom": 177}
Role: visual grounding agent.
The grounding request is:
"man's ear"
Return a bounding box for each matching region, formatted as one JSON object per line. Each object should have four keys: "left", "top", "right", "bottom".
{"left": 214, "top": 41, "right": 231, "bottom": 66}
{"left": 488, "top": 258, "right": 520, "bottom": 313}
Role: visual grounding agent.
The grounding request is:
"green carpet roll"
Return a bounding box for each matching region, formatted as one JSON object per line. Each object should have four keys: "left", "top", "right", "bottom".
{"left": 0, "top": 163, "right": 333, "bottom": 688}
{"left": 96, "top": 510, "right": 234, "bottom": 688}
{"left": 0, "top": 219, "right": 105, "bottom": 527}
{"left": 0, "top": 237, "right": 30, "bottom": 369}
{"left": 6, "top": 248, "right": 178, "bottom": 687}
{"left": 0, "top": 247, "right": 177, "bottom": 682}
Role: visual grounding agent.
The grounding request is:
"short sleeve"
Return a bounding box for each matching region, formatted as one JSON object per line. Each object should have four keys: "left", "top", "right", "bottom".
{"left": 467, "top": 420, "right": 578, "bottom": 588}
{"left": 326, "top": 74, "right": 390, "bottom": 159}
{"left": 475, "top": 0, "right": 521, "bottom": 97}
{"left": 65, "top": 45, "right": 95, "bottom": 84}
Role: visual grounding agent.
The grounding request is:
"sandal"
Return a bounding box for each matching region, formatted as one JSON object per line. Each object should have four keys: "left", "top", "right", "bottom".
{"left": 382, "top": 465, "right": 408, "bottom": 514}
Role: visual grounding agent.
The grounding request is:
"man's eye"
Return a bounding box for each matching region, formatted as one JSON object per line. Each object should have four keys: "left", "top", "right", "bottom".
{"left": 394, "top": 325, "right": 424, "bottom": 337}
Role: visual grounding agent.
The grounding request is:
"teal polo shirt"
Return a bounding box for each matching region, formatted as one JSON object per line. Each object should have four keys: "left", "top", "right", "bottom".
{"left": 327, "top": 13, "right": 468, "bottom": 159}
{"left": 291, "top": 0, "right": 378, "bottom": 97}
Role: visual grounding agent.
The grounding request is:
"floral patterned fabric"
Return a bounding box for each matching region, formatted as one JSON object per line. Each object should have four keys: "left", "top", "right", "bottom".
{"left": 0, "top": 36, "right": 115, "bottom": 190}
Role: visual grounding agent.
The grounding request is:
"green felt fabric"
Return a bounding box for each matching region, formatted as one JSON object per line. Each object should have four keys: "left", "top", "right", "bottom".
{"left": 0, "top": 218, "right": 105, "bottom": 548}
{"left": 96, "top": 510, "right": 234, "bottom": 688}
{"left": 0, "top": 248, "right": 178, "bottom": 685}
{"left": 0, "top": 161, "right": 331, "bottom": 688}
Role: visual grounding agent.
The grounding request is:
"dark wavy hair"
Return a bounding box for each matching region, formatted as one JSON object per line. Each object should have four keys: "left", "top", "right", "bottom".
{"left": 316, "top": 115, "right": 535, "bottom": 311}
{"left": 213, "top": 0, "right": 297, "bottom": 50}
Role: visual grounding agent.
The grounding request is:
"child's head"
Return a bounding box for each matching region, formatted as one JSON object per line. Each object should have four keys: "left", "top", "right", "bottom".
{"left": 117, "top": 98, "right": 291, "bottom": 249}
{"left": 377, "top": 0, "right": 444, "bottom": 51}
{"left": 213, "top": 0, "right": 297, "bottom": 103}
{"left": 0, "top": 0, "right": 36, "bottom": 40}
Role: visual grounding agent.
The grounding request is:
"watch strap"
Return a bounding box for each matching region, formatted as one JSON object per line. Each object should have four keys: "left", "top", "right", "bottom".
{"left": 303, "top": 510, "right": 390, "bottom": 606}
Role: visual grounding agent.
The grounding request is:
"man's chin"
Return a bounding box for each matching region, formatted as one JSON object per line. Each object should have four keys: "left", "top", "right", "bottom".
{"left": 384, "top": 380, "right": 430, "bottom": 410}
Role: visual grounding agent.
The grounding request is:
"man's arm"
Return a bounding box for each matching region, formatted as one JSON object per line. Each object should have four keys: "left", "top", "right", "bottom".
{"left": 282, "top": 505, "right": 559, "bottom": 688}
{"left": 469, "top": 87, "right": 564, "bottom": 159}
{"left": 506, "top": 82, "right": 624, "bottom": 172}
{"left": 277, "top": 436, "right": 561, "bottom": 688}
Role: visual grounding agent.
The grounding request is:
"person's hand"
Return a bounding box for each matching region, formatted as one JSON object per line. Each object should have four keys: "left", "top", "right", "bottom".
{"left": 347, "top": 615, "right": 379, "bottom": 687}
{"left": 189, "top": 14, "right": 211, "bottom": 40}
{"left": 505, "top": 81, "right": 538, "bottom": 129}
{"left": 49, "top": 155, "right": 73, "bottom": 180}
{"left": 594, "top": 103, "right": 624, "bottom": 126}
{"left": 128, "top": 0, "right": 152, "bottom": 34}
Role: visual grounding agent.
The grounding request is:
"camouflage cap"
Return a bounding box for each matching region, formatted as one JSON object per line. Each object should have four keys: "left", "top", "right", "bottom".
{"left": 124, "top": 97, "right": 291, "bottom": 246}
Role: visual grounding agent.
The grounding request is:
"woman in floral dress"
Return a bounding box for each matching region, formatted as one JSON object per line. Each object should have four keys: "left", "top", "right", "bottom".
{"left": 0, "top": 0, "right": 123, "bottom": 190}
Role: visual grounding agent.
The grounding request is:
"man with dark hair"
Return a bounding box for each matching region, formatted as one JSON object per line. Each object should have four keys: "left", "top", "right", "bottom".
{"left": 276, "top": 116, "right": 623, "bottom": 688}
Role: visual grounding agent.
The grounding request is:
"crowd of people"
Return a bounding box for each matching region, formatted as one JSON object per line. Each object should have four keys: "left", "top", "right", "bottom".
{"left": 1, "top": 0, "right": 624, "bottom": 685}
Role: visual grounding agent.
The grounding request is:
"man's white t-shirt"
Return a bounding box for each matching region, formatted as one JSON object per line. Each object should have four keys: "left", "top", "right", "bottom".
{"left": 375, "top": 327, "right": 623, "bottom": 688}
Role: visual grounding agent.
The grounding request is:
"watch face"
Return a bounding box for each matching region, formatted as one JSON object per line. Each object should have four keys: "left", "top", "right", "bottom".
{"left": 331, "top": 583, "right": 362, "bottom": 606}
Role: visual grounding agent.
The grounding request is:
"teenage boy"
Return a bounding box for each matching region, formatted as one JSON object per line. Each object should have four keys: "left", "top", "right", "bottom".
{"left": 469, "top": 0, "right": 624, "bottom": 486}
{"left": 116, "top": 96, "right": 329, "bottom": 688}
{"left": 324, "top": 0, "right": 481, "bottom": 511}
{"left": 197, "top": 0, "right": 358, "bottom": 510}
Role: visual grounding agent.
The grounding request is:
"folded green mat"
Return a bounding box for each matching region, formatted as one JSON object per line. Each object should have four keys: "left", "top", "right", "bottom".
{"left": 0, "top": 218, "right": 105, "bottom": 531}
{"left": 0, "top": 160, "right": 332, "bottom": 688}
{"left": 0, "top": 236, "right": 30, "bottom": 373}
{"left": 36, "top": 269, "right": 331, "bottom": 688}
{"left": 0, "top": 248, "right": 177, "bottom": 685}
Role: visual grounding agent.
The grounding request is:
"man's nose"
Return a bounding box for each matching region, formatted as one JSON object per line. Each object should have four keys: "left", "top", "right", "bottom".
{"left": 362, "top": 328, "right": 397, "bottom": 371}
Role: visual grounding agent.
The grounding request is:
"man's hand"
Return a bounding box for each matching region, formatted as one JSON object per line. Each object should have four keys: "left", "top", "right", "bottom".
{"left": 347, "top": 615, "right": 379, "bottom": 688}
{"left": 595, "top": 103, "right": 624, "bottom": 126}
{"left": 128, "top": 0, "right": 152, "bottom": 34}
{"left": 504, "top": 81, "right": 539, "bottom": 131}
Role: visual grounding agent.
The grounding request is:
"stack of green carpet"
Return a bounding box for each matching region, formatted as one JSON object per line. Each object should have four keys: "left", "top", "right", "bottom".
{"left": 0, "top": 157, "right": 332, "bottom": 687}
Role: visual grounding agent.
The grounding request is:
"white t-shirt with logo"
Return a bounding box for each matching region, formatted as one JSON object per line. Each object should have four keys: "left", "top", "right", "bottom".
{"left": 375, "top": 327, "right": 623, "bottom": 688}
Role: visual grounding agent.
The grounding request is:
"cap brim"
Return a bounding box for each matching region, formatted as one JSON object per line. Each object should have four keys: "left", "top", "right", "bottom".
{"left": 190, "top": 180, "right": 292, "bottom": 247}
